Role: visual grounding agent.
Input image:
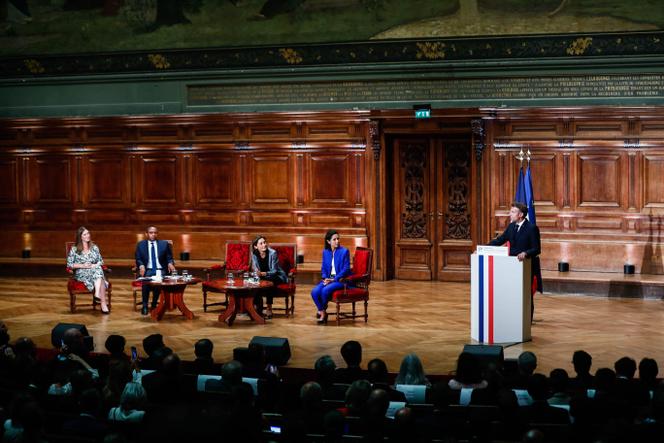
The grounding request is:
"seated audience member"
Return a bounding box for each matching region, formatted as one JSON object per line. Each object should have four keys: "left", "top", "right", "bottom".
{"left": 366, "top": 358, "right": 407, "bottom": 401}
{"left": 4, "top": 392, "right": 33, "bottom": 441}
{"left": 62, "top": 388, "right": 109, "bottom": 439}
{"left": 102, "top": 359, "right": 133, "bottom": 413}
{"left": 333, "top": 340, "right": 365, "bottom": 383}
{"left": 614, "top": 356, "right": 650, "bottom": 415}
{"left": 506, "top": 351, "right": 537, "bottom": 389}
{"left": 315, "top": 355, "right": 343, "bottom": 400}
{"left": 338, "top": 379, "right": 372, "bottom": 417}
{"left": 638, "top": 357, "right": 660, "bottom": 391}
{"left": 105, "top": 334, "right": 128, "bottom": 362}
{"left": 470, "top": 366, "right": 508, "bottom": 406}
{"left": 285, "top": 381, "right": 326, "bottom": 435}
{"left": 11, "top": 337, "right": 42, "bottom": 391}
{"left": 0, "top": 321, "right": 14, "bottom": 378}
{"left": 108, "top": 382, "right": 147, "bottom": 423}
{"left": 519, "top": 374, "right": 570, "bottom": 425}
{"left": 547, "top": 368, "right": 571, "bottom": 406}
{"left": 48, "top": 328, "right": 97, "bottom": 396}
{"left": 192, "top": 338, "right": 215, "bottom": 375}
{"left": 394, "top": 353, "right": 431, "bottom": 387}
{"left": 448, "top": 352, "right": 488, "bottom": 390}
{"left": 323, "top": 410, "right": 345, "bottom": 442}
{"left": 206, "top": 360, "right": 249, "bottom": 394}
{"left": 570, "top": 349, "right": 594, "bottom": 392}
{"left": 364, "top": 388, "right": 392, "bottom": 440}
{"left": 140, "top": 333, "right": 165, "bottom": 370}
{"left": 140, "top": 350, "right": 184, "bottom": 403}
{"left": 392, "top": 407, "right": 421, "bottom": 443}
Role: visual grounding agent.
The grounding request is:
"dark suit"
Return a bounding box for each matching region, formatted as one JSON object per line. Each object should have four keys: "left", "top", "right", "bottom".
{"left": 490, "top": 219, "right": 542, "bottom": 318}
{"left": 135, "top": 239, "right": 174, "bottom": 308}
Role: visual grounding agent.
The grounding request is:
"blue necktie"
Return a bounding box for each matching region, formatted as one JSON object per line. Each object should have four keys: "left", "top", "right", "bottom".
{"left": 151, "top": 241, "right": 158, "bottom": 269}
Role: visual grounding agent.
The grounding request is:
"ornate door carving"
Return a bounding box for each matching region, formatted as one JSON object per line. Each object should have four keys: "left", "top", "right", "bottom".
{"left": 393, "top": 137, "right": 472, "bottom": 280}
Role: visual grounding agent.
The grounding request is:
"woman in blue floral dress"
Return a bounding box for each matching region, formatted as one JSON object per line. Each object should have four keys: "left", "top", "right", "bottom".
{"left": 67, "top": 226, "right": 110, "bottom": 313}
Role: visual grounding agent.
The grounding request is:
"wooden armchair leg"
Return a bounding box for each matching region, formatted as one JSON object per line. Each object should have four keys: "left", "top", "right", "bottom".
{"left": 70, "top": 293, "right": 76, "bottom": 313}
{"left": 284, "top": 297, "right": 290, "bottom": 318}
{"left": 290, "top": 295, "right": 295, "bottom": 316}
{"left": 203, "top": 290, "right": 208, "bottom": 312}
{"left": 364, "top": 300, "right": 368, "bottom": 322}
{"left": 107, "top": 290, "right": 112, "bottom": 309}
{"left": 133, "top": 290, "right": 138, "bottom": 311}
{"left": 352, "top": 301, "right": 356, "bottom": 318}
{"left": 336, "top": 302, "right": 341, "bottom": 326}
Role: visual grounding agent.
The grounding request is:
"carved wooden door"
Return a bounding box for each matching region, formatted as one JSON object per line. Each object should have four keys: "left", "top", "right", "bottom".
{"left": 394, "top": 139, "right": 437, "bottom": 279}
{"left": 393, "top": 137, "right": 472, "bottom": 280}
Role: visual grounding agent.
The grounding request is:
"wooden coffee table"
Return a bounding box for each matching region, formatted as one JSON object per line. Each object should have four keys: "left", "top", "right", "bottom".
{"left": 145, "top": 278, "right": 201, "bottom": 321}
{"left": 218, "top": 279, "right": 274, "bottom": 326}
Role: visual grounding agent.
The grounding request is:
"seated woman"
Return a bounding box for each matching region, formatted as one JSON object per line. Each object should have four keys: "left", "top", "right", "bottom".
{"left": 310, "top": 229, "right": 351, "bottom": 324}
{"left": 448, "top": 352, "right": 488, "bottom": 390}
{"left": 107, "top": 382, "right": 147, "bottom": 423}
{"left": 251, "top": 235, "right": 287, "bottom": 319}
{"left": 67, "top": 226, "right": 110, "bottom": 313}
{"left": 395, "top": 353, "right": 431, "bottom": 387}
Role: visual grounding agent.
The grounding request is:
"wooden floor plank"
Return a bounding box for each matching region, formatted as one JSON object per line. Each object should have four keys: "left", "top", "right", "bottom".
{"left": 2, "top": 277, "right": 664, "bottom": 376}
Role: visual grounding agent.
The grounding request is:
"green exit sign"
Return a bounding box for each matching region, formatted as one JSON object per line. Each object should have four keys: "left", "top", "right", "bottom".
{"left": 415, "top": 109, "right": 431, "bottom": 119}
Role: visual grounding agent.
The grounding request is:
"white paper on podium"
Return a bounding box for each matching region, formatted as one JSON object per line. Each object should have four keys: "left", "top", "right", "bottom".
{"left": 476, "top": 245, "right": 509, "bottom": 256}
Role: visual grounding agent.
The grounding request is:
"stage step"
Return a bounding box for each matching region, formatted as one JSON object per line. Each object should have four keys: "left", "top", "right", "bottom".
{"left": 543, "top": 270, "right": 664, "bottom": 299}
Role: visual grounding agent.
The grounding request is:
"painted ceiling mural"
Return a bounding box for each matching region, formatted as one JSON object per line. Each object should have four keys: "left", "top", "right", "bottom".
{"left": 1, "top": 0, "right": 663, "bottom": 76}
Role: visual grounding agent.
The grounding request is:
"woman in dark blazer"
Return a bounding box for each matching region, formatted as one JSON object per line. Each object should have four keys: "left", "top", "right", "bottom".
{"left": 251, "top": 235, "right": 287, "bottom": 319}
{"left": 310, "top": 229, "right": 351, "bottom": 324}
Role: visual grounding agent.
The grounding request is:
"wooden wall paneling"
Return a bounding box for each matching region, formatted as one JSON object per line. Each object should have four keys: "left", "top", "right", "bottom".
{"left": 572, "top": 120, "right": 626, "bottom": 138}
{"left": 576, "top": 153, "right": 623, "bottom": 209}
{"left": 249, "top": 154, "right": 293, "bottom": 207}
{"left": 83, "top": 154, "right": 130, "bottom": 206}
{"left": 137, "top": 154, "right": 180, "bottom": 205}
{"left": 308, "top": 153, "right": 351, "bottom": 206}
{"left": 29, "top": 155, "right": 74, "bottom": 205}
{"left": 192, "top": 152, "right": 236, "bottom": 206}
{"left": 0, "top": 158, "right": 19, "bottom": 205}
{"left": 643, "top": 154, "right": 664, "bottom": 209}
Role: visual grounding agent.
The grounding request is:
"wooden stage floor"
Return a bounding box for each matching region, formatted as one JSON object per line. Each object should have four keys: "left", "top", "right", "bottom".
{"left": 2, "top": 277, "right": 664, "bottom": 376}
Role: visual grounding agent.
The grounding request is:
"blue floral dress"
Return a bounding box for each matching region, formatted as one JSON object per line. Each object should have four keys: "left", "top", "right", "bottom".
{"left": 67, "top": 244, "right": 106, "bottom": 292}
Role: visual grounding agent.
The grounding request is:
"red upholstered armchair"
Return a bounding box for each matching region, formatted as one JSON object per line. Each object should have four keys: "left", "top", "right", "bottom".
{"left": 130, "top": 239, "right": 173, "bottom": 311}
{"left": 202, "top": 241, "right": 251, "bottom": 312}
{"left": 330, "top": 247, "right": 373, "bottom": 326}
{"left": 270, "top": 243, "right": 298, "bottom": 317}
{"left": 66, "top": 242, "right": 112, "bottom": 313}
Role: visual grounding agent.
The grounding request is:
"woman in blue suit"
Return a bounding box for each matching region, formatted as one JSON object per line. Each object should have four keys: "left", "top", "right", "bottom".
{"left": 311, "top": 229, "right": 351, "bottom": 324}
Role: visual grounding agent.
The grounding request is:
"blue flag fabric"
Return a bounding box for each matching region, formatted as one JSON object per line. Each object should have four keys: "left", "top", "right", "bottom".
{"left": 524, "top": 165, "right": 536, "bottom": 225}
{"left": 514, "top": 166, "right": 526, "bottom": 206}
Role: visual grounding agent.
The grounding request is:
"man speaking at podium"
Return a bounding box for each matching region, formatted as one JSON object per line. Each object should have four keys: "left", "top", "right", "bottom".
{"left": 490, "top": 202, "right": 542, "bottom": 320}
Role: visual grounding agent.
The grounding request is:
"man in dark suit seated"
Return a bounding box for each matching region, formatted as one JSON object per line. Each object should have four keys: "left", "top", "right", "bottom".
{"left": 141, "top": 349, "right": 189, "bottom": 404}
{"left": 490, "top": 201, "right": 542, "bottom": 320}
{"left": 135, "top": 225, "right": 176, "bottom": 315}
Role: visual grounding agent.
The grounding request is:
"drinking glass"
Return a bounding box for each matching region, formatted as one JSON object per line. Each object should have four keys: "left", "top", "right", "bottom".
{"left": 183, "top": 270, "right": 189, "bottom": 281}
{"left": 227, "top": 272, "right": 234, "bottom": 284}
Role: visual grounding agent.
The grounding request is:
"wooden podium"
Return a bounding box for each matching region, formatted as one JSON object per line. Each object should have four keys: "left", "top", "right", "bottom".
{"left": 470, "top": 251, "right": 531, "bottom": 344}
